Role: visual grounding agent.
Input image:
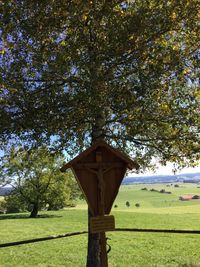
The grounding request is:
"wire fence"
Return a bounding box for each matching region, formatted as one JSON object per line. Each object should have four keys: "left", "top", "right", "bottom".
{"left": 1, "top": 228, "right": 200, "bottom": 248}
{"left": 0, "top": 231, "right": 87, "bottom": 248}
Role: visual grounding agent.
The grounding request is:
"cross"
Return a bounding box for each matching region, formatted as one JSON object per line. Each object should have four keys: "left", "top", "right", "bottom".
{"left": 76, "top": 151, "right": 124, "bottom": 214}
{"left": 75, "top": 151, "right": 125, "bottom": 267}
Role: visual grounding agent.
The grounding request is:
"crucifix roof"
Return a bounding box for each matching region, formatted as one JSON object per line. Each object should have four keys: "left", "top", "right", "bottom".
{"left": 60, "top": 140, "right": 139, "bottom": 172}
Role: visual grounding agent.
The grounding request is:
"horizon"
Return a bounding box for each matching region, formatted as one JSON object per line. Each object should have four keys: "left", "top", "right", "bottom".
{"left": 128, "top": 163, "right": 200, "bottom": 177}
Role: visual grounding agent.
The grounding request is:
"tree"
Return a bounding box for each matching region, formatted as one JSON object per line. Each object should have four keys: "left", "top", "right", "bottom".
{"left": 0, "top": 147, "right": 78, "bottom": 217}
{"left": 4, "top": 192, "right": 27, "bottom": 213}
{"left": 0, "top": 199, "right": 7, "bottom": 214}
{"left": 126, "top": 201, "right": 130, "bottom": 207}
{"left": 0, "top": 1, "right": 199, "bottom": 265}
{"left": 46, "top": 171, "right": 81, "bottom": 210}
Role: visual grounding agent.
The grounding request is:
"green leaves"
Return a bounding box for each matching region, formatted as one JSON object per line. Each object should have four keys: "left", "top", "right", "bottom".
{"left": 0, "top": 0, "right": 199, "bottom": 169}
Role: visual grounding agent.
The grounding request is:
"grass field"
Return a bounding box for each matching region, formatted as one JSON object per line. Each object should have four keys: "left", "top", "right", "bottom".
{"left": 1, "top": 183, "right": 200, "bottom": 267}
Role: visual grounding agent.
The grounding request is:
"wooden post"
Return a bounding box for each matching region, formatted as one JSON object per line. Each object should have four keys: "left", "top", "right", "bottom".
{"left": 100, "top": 232, "right": 108, "bottom": 267}
{"left": 96, "top": 153, "right": 108, "bottom": 267}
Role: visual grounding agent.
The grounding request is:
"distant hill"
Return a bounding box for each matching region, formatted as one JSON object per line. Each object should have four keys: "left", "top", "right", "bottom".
{"left": 0, "top": 186, "right": 13, "bottom": 196}
{"left": 122, "top": 172, "right": 200, "bottom": 185}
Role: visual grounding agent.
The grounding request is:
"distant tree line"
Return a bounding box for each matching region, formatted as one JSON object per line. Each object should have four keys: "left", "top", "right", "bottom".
{"left": 141, "top": 187, "right": 171, "bottom": 194}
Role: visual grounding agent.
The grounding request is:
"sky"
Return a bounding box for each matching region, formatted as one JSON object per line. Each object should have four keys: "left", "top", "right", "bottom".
{"left": 1, "top": 149, "right": 199, "bottom": 177}
{"left": 129, "top": 162, "right": 200, "bottom": 177}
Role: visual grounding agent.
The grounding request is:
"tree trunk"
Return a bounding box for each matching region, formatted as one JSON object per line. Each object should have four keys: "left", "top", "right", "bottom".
{"left": 29, "top": 203, "right": 39, "bottom": 218}
{"left": 86, "top": 112, "right": 105, "bottom": 267}
{"left": 87, "top": 210, "right": 101, "bottom": 267}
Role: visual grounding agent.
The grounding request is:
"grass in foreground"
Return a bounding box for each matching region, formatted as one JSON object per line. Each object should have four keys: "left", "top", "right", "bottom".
{"left": 1, "top": 183, "right": 200, "bottom": 266}
{"left": 1, "top": 230, "right": 200, "bottom": 267}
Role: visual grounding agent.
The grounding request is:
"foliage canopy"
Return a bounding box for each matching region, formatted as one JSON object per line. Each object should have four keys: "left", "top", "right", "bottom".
{"left": 0, "top": 0, "right": 199, "bottom": 170}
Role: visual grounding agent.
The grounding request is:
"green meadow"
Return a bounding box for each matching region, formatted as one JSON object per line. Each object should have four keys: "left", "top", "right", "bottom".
{"left": 1, "top": 183, "right": 200, "bottom": 267}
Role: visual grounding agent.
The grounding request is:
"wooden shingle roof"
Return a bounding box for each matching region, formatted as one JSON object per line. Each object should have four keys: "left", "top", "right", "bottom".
{"left": 61, "top": 140, "right": 139, "bottom": 172}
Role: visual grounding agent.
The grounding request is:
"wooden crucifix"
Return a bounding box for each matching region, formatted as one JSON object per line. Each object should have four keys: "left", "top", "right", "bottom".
{"left": 60, "top": 140, "right": 139, "bottom": 267}
{"left": 77, "top": 151, "right": 120, "bottom": 267}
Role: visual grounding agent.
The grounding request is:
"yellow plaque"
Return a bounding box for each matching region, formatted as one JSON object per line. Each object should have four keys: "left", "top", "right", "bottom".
{"left": 90, "top": 215, "right": 115, "bottom": 233}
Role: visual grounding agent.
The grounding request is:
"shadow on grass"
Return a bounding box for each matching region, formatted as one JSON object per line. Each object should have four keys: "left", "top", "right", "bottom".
{"left": 0, "top": 213, "right": 62, "bottom": 220}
